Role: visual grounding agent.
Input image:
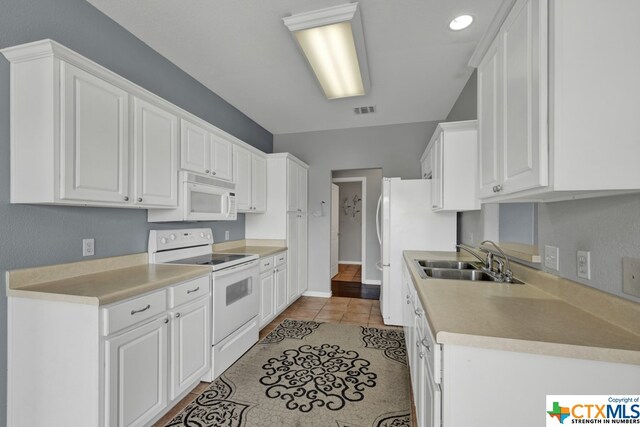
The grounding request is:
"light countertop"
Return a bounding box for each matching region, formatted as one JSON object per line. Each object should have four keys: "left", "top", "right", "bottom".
{"left": 214, "top": 245, "right": 287, "bottom": 258}
{"left": 403, "top": 250, "right": 640, "bottom": 365}
{"left": 7, "top": 255, "right": 211, "bottom": 306}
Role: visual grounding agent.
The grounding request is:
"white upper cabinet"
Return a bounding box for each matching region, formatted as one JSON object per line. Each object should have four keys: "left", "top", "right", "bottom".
{"left": 287, "top": 160, "right": 308, "bottom": 213}
{"left": 180, "top": 120, "right": 234, "bottom": 181}
{"left": 60, "top": 62, "right": 130, "bottom": 204}
{"left": 210, "top": 134, "right": 233, "bottom": 181}
{"left": 233, "top": 145, "right": 266, "bottom": 213}
{"left": 180, "top": 120, "right": 209, "bottom": 175}
{"left": 421, "top": 121, "right": 480, "bottom": 212}
{"left": 2, "top": 40, "right": 273, "bottom": 211}
{"left": 475, "top": 0, "right": 640, "bottom": 202}
{"left": 133, "top": 97, "right": 178, "bottom": 207}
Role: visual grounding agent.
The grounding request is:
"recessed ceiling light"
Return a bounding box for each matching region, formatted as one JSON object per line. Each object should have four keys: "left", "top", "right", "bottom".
{"left": 449, "top": 15, "right": 473, "bottom": 31}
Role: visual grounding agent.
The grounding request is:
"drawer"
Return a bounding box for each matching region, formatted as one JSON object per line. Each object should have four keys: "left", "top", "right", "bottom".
{"left": 260, "top": 256, "right": 274, "bottom": 273}
{"left": 168, "top": 275, "right": 210, "bottom": 308}
{"left": 275, "top": 252, "right": 287, "bottom": 266}
{"left": 102, "top": 290, "right": 167, "bottom": 336}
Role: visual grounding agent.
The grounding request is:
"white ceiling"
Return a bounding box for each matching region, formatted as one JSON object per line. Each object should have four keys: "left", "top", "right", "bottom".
{"left": 87, "top": 0, "right": 503, "bottom": 135}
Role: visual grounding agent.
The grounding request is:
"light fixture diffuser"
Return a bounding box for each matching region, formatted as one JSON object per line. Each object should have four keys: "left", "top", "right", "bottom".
{"left": 284, "top": 3, "right": 370, "bottom": 100}
{"left": 449, "top": 15, "right": 474, "bottom": 31}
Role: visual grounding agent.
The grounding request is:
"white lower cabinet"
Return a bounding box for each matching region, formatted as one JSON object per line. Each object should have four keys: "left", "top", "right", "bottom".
{"left": 6, "top": 274, "right": 211, "bottom": 427}
{"left": 105, "top": 317, "right": 168, "bottom": 427}
{"left": 258, "top": 252, "right": 288, "bottom": 328}
{"left": 169, "top": 297, "right": 210, "bottom": 400}
{"left": 403, "top": 259, "right": 640, "bottom": 427}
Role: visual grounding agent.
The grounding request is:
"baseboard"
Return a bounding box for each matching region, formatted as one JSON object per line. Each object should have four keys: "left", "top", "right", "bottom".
{"left": 302, "top": 291, "right": 332, "bottom": 298}
{"left": 362, "top": 279, "right": 381, "bottom": 286}
{"left": 338, "top": 261, "right": 362, "bottom": 265}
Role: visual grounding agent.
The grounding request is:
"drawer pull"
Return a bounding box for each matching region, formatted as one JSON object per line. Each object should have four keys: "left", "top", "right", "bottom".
{"left": 187, "top": 286, "right": 200, "bottom": 294}
{"left": 131, "top": 304, "right": 151, "bottom": 316}
{"left": 164, "top": 318, "right": 169, "bottom": 324}
{"left": 175, "top": 313, "right": 181, "bottom": 318}
{"left": 419, "top": 351, "right": 425, "bottom": 359}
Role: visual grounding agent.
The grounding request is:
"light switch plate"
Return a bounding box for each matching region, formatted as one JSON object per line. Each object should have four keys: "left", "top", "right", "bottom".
{"left": 622, "top": 257, "right": 640, "bottom": 298}
{"left": 577, "top": 250, "right": 591, "bottom": 280}
{"left": 544, "top": 245, "right": 559, "bottom": 271}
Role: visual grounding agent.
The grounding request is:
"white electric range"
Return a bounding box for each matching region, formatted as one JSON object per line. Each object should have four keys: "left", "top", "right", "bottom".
{"left": 148, "top": 228, "right": 260, "bottom": 381}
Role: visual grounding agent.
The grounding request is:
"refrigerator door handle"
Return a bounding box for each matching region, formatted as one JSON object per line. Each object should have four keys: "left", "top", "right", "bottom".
{"left": 376, "top": 194, "right": 382, "bottom": 245}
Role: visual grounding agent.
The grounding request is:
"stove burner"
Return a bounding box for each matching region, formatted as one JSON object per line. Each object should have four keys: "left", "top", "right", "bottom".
{"left": 168, "top": 253, "right": 251, "bottom": 266}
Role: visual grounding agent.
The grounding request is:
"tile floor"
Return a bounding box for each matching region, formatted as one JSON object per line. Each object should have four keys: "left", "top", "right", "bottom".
{"left": 154, "top": 296, "right": 397, "bottom": 426}
{"left": 332, "top": 263, "right": 362, "bottom": 282}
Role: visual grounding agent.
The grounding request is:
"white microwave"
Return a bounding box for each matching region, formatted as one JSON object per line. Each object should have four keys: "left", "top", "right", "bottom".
{"left": 148, "top": 172, "right": 237, "bottom": 222}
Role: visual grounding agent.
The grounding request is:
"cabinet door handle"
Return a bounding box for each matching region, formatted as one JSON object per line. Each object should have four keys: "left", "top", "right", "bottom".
{"left": 131, "top": 304, "right": 151, "bottom": 315}
{"left": 274, "top": 268, "right": 278, "bottom": 273}
{"left": 137, "top": 197, "right": 143, "bottom": 203}
{"left": 187, "top": 286, "right": 200, "bottom": 294}
{"left": 421, "top": 338, "right": 431, "bottom": 352}
{"left": 495, "top": 184, "right": 502, "bottom": 192}
{"left": 175, "top": 312, "right": 181, "bottom": 318}
{"left": 164, "top": 318, "right": 169, "bottom": 324}
{"left": 212, "top": 171, "right": 217, "bottom": 175}
{"left": 265, "top": 262, "right": 270, "bottom": 266}
{"left": 123, "top": 196, "right": 129, "bottom": 201}
{"left": 416, "top": 340, "right": 420, "bottom": 348}
{"left": 419, "top": 351, "right": 425, "bottom": 359}
{"left": 414, "top": 308, "right": 423, "bottom": 317}
{"left": 205, "top": 169, "right": 210, "bottom": 174}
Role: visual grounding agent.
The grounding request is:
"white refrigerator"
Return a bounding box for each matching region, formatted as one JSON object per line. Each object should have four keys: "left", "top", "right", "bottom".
{"left": 376, "top": 178, "right": 457, "bottom": 325}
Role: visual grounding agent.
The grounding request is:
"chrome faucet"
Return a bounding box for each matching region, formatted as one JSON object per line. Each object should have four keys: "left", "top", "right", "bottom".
{"left": 480, "top": 240, "right": 513, "bottom": 283}
{"left": 456, "top": 241, "right": 514, "bottom": 283}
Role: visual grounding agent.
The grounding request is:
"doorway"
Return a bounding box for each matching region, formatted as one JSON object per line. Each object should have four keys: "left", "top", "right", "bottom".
{"left": 330, "top": 171, "right": 381, "bottom": 300}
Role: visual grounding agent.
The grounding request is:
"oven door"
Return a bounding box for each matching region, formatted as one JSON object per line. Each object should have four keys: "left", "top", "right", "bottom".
{"left": 212, "top": 260, "right": 259, "bottom": 344}
{"left": 185, "top": 182, "right": 237, "bottom": 221}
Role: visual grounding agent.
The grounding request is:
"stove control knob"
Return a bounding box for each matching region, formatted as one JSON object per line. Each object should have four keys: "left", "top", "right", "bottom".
{"left": 170, "top": 234, "right": 176, "bottom": 241}
{"left": 206, "top": 234, "right": 211, "bottom": 240}
{"left": 160, "top": 237, "right": 168, "bottom": 244}
{"left": 200, "top": 232, "right": 205, "bottom": 238}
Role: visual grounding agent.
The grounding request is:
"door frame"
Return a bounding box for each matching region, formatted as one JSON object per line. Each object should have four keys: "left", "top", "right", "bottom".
{"left": 331, "top": 177, "right": 367, "bottom": 282}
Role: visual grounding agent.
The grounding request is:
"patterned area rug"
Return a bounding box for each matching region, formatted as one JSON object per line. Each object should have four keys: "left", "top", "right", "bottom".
{"left": 166, "top": 319, "right": 410, "bottom": 427}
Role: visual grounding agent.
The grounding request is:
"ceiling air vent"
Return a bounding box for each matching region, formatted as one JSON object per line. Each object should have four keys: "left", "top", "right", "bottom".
{"left": 353, "top": 105, "right": 376, "bottom": 115}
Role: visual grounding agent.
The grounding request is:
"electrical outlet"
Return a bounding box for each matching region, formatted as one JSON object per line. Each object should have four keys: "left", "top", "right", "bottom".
{"left": 82, "top": 238, "right": 95, "bottom": 257}
{"left": 225, "top": 230, "right": 230, "bottom": 241}
{"left": 544, "top": 245, "right": 559, "bottom": 271}
{"left": 622, "top": 257, "right": 640, "bottom": 298}
{"left": 577, "top": 250, "right": 591, "bottom": 280}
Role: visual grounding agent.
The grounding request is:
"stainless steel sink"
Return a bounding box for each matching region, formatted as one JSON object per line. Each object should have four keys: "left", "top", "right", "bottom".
{"left": 413, "top": 259, "right": 524, "bottom": 284}
{"left": 422, "top": 267, "right": 495, "bottom": 281}
{"left": 416, "top": 260, "right": 481, "bottom": 270}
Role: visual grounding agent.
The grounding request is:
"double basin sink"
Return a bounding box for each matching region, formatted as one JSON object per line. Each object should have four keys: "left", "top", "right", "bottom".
{"left": 414, "top": 260, "right": 523, "bottom": 284}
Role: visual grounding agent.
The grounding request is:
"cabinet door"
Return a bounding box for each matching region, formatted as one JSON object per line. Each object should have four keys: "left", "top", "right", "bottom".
{"left": 275, "top": 264, "right": 288, "bottom": 314}
{"left": 477, "top": 40, "right": 502, "bottom": 199}
{"left": 61, "top": 62, "right": 129, "bottom": 203}
{"left": 233, "top": 146, "right": 252, "bottom": 211}
{"left": 259, "top": 271, "right": 275, "bottom": 327}
{"left": 431, "top": 133, "right": 444, "bottom": 210}
{"left": 210, "top": 134, "right": 233, "bottom": 181}
{"left": 287, "top": 214, "right": 299, "bottom": 302}
{"left": 287, "top": 161, "right": 299, "bottom": 212}
{"left": 296, "top": 214, "right": 308, "bottom": 296}
{"left": 251, "top": 154, "right": 267, "bottom": 212}
{"left": 105, "top": 317, "right": 168, "bottom": 427}
{"left": 170, "top": 298, "right": 210, "bottom": 400}
{"left": 297, "top": 166, "right": 308, "bottom": 213}
{"left": 180, "top": 120, "right": 209, "bottom": 175}
{"left": 500, "top": 0, "right": 548, "bottom": 194}
{"left": 133, "top": 98, "right": 178, "bottom": 207}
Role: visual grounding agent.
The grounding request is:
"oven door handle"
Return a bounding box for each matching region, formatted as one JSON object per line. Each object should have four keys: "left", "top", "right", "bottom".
{"left": 213, "top": 260, "right": 258, "bottom": 277}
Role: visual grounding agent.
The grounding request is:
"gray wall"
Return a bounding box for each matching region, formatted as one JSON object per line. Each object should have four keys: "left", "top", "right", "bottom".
{"left": 335, "top": 182, "right": 363, "bottom": 263}
{"left": 333, "top": 168, "right": 383, "bottom": 279}
{"left": 0, "top": 0, "right": 272, "bottom": 422}
{"left": 451, "top": 71, "right": 640, "bottom": 303}
{"left": 275, "top": 121, "right": 438, "bottom": 293}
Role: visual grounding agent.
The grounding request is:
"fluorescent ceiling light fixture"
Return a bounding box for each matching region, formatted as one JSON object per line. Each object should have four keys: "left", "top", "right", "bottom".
{"left": 449, "top": 15, "right": 474, "bottom": 31}
{"left": 283, "top": 3, "right": 371, "bottom": 100}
